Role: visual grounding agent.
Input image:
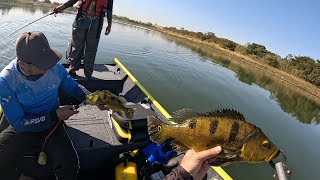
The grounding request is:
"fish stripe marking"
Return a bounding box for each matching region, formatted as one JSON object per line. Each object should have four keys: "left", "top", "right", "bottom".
{"left": 209, "top": 120, "right": 219, "bottom": 135}
{"left": 229, "top": 122, "right": 239, "bottom": 142}
{"left": 189, "top": 119, "right": 196, "bottom": 129}
{"left": 111, "top": 96, "right": 116, "bottom": 101}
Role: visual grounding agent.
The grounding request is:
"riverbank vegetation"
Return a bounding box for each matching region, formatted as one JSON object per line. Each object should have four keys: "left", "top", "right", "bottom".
{"left": 0, "top": 0, "right": 77, "bottom": 13}
{"left": 115, "top": 15, "right": 320, "bottom": 88}
{"left": 1, "top": 0, "right": 59, "bottom": 7}
{"left": 114, "top": 15, "right": 320, "bottom": 104}
{"left": 164, "top": 30, "right": 320, "bottom": 121}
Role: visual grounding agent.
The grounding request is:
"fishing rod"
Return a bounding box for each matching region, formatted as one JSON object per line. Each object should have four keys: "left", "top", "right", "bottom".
{"left": 0, "top": 11, "right": 55, "bottom": 42}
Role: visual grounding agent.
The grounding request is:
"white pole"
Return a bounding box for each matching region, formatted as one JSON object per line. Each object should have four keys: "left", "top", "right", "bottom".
{"left": 275, "top": 162, "right": 287, "bottom": 180}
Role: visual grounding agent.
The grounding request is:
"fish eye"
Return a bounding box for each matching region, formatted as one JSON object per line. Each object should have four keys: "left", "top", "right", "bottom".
{"left": 157, "top": 126, "right": 162, "bottom": 131}
{"left": 262, "top": 140, "right": 271, "bottom": 149}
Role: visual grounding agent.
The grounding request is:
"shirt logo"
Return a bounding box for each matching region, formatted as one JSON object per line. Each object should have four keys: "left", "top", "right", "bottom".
{"left": 1, "top": 96, "right": 11, "bottom": 103}
{"left": 24, "top": 116, "right": 46, "bottom": 125}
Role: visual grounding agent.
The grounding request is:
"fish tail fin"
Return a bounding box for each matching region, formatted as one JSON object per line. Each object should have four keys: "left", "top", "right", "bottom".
{"left": 125, "top": 108, "right": 136, "bottom": 119}
{"left": 147, "top": 116, "right": 165, "bottom": 144}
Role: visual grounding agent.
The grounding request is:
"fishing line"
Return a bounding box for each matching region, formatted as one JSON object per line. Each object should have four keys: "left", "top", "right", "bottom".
{"left": 0, "top": 12, "right": 55, "bottom": 42}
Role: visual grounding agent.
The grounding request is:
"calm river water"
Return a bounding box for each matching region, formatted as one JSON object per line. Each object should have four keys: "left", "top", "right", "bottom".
{"left": 1, "top": 5, "right": 320, "bottom": 180}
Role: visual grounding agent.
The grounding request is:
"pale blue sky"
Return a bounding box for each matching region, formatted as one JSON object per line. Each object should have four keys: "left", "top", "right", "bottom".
{"left": 54, "top": 0, "right": 320, "bottom": 59}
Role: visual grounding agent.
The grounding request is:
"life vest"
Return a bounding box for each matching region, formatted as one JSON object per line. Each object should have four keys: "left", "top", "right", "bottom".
{"left": 78, "top": 0, "right": 108, "bottom": 17}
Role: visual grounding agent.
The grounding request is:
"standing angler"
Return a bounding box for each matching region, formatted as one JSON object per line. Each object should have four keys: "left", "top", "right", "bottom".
{"left": 147, "top": 108, "right": 280, "bottom": 166}
{"left": 53, "top": 0, "right": 114, "bottom": 80}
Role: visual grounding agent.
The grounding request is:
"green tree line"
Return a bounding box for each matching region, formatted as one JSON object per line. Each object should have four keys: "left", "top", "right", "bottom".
{"left": 113, "top": 15, "right": 154, "bottom": 27}
{"left": 109, "top": 17, "right": 320, "bottom": 88}
{"left": 162, "top": 26, "right": 320, "bottom": 87}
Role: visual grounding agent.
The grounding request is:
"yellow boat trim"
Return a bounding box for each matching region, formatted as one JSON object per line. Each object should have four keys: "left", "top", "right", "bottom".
{"left": 212, "top": 166, "right": 232, "bottom": 180}
{"left": 130, "top": 150, "right": 138, "bottom": 157}
{"left": 115, "top": 58, "right": 171, "bottom": 119}
{"left": 111, "top": 117, "right": 131, "bottom": 143}
{"left": 114, "top": 58, "right": 233, "bottom": 180}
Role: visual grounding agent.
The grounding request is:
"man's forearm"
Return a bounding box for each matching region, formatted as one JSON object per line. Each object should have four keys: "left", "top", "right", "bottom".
{"left": 164, "top": 165, "right": 193, "bottom": 180}
{"left": 106, "top": 0, "right": 113, "bottom": 22}
{"left": 63, "top": 0, "right": 78, "bottom": 9}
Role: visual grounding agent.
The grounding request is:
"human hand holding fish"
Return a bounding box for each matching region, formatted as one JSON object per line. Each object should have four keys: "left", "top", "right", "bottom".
{"left": 180, "top": 146, "right": 222, "bottom": 180}
{"left": 56, "top": 105, "right": 79, "bottom": 121}
{"left": 96, "top": 104, "right": 110, "bottom": 111}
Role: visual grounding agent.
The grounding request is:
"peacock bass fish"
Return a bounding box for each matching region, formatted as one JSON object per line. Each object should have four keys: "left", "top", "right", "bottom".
{"left": 147, "top": 108, "right": 280, "bottom": 165}
{"left": 85, "top": 90, "right": 135, "bottom": 119}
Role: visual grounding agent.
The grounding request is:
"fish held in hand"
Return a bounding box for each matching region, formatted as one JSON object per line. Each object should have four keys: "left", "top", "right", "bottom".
{"left": 147, "top": 108, "right": 280, "bottom": 166}
{"left": 86, "top": 90, "right": 135, "bottom": 119}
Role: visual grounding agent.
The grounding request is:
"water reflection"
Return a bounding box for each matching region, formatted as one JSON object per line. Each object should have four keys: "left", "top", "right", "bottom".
{"left": 162, "top": 35, "right": 320, "bottom": 125}
{"left": 236, "top": 67, "right": 320, "bottom": 124}
{"left": 0, "top": 3, "right": 52, "bottom": 15}
{"left": 0, "top": 4, "right": 14, "bottom": 15}
{"left": 236, "top": 67, "right": 257, "bottom": 85}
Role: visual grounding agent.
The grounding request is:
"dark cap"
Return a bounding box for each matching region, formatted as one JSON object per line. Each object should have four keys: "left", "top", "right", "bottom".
{"left": 16, "top": 31, "right": 62, "bottom": 71}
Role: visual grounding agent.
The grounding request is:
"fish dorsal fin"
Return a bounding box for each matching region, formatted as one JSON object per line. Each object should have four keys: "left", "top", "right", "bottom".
{"left": 102, "top": 90, "right": 115, "bottom": 97}
{"left": 103, "top": 90, "right": 127, "bottom": 104}
{"left": 170, "top": 108, "right": 201, "bottom": 123}
{"left": 207, "top": 109, "right": 246, "bottom": 121}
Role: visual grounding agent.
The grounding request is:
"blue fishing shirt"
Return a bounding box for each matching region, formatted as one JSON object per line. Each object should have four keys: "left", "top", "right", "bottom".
{"left": 0, "top": 59, "right": 88, "bottom": 132}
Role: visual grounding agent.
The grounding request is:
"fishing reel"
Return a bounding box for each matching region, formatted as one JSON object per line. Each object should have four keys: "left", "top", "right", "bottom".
{"left": 269, "top": 151, "right": 291, "bottom": 180}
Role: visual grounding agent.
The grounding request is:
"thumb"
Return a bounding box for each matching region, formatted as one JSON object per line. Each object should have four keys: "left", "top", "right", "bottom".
{"left": 197, "top": 146, "right": 222, "bottom": 161}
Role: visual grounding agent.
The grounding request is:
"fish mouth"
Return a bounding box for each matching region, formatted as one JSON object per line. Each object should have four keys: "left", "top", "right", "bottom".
{"left": 266, "top": 149, "right": 280, "bottom": 162}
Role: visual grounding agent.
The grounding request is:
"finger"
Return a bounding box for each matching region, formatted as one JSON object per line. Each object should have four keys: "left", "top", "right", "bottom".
{"left": 98, "top": 105, "right": 109, "bottom": 110}
{"left": 67, "top": 109, "right": 79, "bottom": 114}
{"left": 65, "top": 106, "right": 79, "bottom": 113}
{"left": 208, "top": 157, "right": 217, "bottom": 163}
{"left": 195, "top": 162, "right": 210, "bottom": 180}
{"left": 65, "top": 105, "right": 75, "bottom": 110}
{"left": 203, "top": 161, "right": 210, "bottom": 170}
{"left": 196, "top": 146, "right": 222, "bottom": 161}
{"left": 73, "top": 110, "right": 79, "bottom": 114}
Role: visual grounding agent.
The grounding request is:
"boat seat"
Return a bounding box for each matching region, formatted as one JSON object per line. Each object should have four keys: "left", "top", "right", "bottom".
{"left": 110, "top": 103, "right": 157, "bottom": 144}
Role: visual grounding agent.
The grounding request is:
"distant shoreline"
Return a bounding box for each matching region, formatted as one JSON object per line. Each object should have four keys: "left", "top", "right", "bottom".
{"left": 156, "top": 28, "right": 320, "bottom": 104}
{"left": 113, "top": 19, "right": 320, "bottom": 105}
{"left": 0, "top": 0, "right": 77, "bottom": 13}
{"left": 0, "top": 1, "right": 55, "bottom": 8}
